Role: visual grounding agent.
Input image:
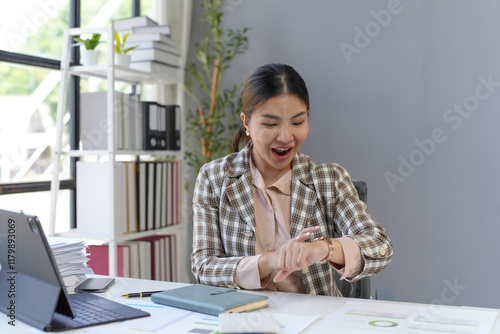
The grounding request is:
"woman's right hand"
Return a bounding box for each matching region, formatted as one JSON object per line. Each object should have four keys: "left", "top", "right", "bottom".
{"left": 272, "top": 226, "right": 328, "bottom": 282}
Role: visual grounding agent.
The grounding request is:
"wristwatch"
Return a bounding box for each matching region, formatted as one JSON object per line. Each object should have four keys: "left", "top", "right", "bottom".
{"left": 314, "top": 236, "right": 335, "bottom": 264}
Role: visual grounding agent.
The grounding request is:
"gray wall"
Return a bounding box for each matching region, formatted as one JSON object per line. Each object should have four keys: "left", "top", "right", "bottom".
{"left": 187, "top": 0, "right": 500, "bottom": 308}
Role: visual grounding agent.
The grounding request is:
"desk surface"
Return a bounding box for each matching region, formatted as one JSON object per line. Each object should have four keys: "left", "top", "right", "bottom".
{"left": 3, "top": 276, "right": 500, "bottom": 333}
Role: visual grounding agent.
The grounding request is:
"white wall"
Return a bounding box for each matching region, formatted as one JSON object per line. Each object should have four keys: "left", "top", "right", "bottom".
{"left": 187, "top": 0, "right": 500, "bottom": 308}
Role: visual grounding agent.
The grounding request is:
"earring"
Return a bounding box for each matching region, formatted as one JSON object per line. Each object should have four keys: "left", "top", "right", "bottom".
{"left": 245, "top": 128, "right": 250, "bottom": 136}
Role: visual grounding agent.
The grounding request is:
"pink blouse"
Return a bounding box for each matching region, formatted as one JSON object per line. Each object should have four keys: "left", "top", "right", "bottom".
{"left": 234, "top": 156, "right": 364, "bottom": 292}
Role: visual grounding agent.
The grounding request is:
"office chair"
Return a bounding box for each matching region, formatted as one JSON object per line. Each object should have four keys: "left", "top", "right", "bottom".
{"left": 334, "top": 180, "right": 397, "bottom": 301}
{"left": 334, "top": 180, "right": 371, "bottom": 299}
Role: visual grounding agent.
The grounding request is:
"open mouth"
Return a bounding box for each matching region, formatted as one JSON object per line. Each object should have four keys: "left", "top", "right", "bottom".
{"left": 272, "top": 147, "right": 292, "bottom": 157}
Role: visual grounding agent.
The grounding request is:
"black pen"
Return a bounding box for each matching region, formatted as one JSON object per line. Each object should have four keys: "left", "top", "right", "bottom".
{"left": 121, "top": 290, "right": 165, "bottom": 298}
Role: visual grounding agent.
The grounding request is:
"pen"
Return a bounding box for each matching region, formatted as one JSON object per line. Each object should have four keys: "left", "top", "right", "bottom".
{"left": 121, "top": 290, "right": 165, "bottom": 298}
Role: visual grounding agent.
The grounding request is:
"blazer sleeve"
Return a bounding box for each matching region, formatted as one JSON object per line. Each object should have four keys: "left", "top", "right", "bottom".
{"left": 190, "top": 162, "right": 243, "bottom": 289}
{"left": 323, "top": 164, "right": 394, "bottom": 281}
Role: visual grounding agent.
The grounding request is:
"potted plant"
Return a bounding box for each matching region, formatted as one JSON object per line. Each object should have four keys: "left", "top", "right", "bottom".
{"left": 114, "top": 32, "right": 138, "bottom": 67}
{"left": 184, "top": 0, "right": 249, "bottom": 194}
{"left": 75, "top": 33, "right": 102, "bottom": 66}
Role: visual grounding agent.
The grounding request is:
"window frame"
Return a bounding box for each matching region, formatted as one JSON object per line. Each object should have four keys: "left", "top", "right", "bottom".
{"left": 0, "top": 0, "right": 141, "bottom": 228}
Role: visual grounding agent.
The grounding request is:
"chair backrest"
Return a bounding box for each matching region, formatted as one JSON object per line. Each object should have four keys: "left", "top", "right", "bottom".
{"left": 334, "top": 180, "right": 371, "bottom": 299}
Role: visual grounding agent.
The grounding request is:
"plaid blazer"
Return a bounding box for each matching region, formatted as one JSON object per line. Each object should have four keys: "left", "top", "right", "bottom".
{"left": 191, "top": 144, "right": 393, "bottom": 296}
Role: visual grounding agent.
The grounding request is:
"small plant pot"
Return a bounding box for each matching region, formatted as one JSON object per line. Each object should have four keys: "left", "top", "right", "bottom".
{"left": 114, "top": 54, "right": 131, "bottom": 67}
{"left": 81, "top": 49, "right": 99, "bottom": 66}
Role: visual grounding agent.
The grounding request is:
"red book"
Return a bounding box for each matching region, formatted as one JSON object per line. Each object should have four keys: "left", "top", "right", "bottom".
{"left": 87, "top": 244, "right": 130, "bottom": 277}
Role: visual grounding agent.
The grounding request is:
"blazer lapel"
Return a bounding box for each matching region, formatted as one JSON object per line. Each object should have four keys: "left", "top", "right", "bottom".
{"left": 226, "top": 171, "right": 255, "bottom": 231}
{"left": 290, "top": 152, "right": 317, "bottom": 238}
{"left": 225, "top": 146, "right": 255, "bottom": 231}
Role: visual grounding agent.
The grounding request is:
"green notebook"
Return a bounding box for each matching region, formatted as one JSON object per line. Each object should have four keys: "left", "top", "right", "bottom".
{"left": 151, "top": 284, "right": 269, "bottom": 316}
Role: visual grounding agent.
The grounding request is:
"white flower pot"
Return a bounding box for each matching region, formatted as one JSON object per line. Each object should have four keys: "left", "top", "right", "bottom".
{"left": 114, "top": 54, "right": 131, "bottom": 67}
{"left": 81, "top": 49, "right": 99, "bottom": 66}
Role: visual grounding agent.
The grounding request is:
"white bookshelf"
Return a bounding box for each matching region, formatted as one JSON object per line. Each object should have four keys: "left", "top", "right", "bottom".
{"left": 68, "top": 64, "right": 181, "bottom": 84}
{"left": 49, "top": 5, "right": 191, "bottom": 281}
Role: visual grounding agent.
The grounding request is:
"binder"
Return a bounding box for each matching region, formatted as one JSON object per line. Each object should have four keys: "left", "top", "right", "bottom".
{"left": 166, "top": 105, "right": 181, "bottom": 150}
{"left": 141, "top": 101, "right": 167, "bottom": 150}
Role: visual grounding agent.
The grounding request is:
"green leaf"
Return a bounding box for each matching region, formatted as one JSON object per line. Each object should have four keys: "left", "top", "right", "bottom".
{"left": 123, "top": 45, "right": 139, "bottom": 54}
{"left": 184, "top": 0, "right": 250, "bottom": 192}
{"left": 75, "top": 33, "right": 102, "bottom": 50}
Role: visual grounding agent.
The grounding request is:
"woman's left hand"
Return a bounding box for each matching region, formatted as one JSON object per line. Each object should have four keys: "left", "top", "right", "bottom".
{"left": 273, "top": 226, "right": 327, "bottom": 282}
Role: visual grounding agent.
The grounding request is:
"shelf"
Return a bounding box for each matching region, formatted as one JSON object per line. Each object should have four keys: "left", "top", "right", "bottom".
{"left": 51, "top": 4, "right": 192, "bottom": 281}
{"left": 61, "top": 149, "right": 183, "bottom": 157}
{"left": 56, "top": 224, "right": 184, "bottom": 243}
{"left": 69, "top": 64, "right": 181, "bottom": 84}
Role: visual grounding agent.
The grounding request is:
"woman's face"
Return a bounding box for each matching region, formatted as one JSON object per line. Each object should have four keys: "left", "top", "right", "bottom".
{"left": 242, "top": 94, "right": 309, "bottom": 180}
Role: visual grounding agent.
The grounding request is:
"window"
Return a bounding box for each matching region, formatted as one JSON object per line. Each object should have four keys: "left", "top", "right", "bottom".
{"left": 0, "top": 0, "right": 145, "bottom": 233}
{"left": 82, "top": 0, "right": 146, "bottom": 28}
{"left": 0, "top": 1, "right": 69, "bottom": 59}
{"left": 0, "top": 61, "right": 69, "bottom": 232}
{"left": 0, "top": 63, "right": 63, "bottom": 182}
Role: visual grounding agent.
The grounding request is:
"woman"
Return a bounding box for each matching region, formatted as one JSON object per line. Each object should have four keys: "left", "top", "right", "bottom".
{"left": 191, "top": 63, "right": 393, "bottom": 296}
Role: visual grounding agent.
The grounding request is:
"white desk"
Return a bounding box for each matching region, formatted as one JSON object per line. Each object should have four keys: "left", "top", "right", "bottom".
{"left": 3, "top": 277, "right": 500, "bottom": 333}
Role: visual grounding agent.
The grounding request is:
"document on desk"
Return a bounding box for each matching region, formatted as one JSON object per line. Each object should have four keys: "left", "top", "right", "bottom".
{"left": 311, "top": 300, "right": 496, "bottom": 333}
{"left": 65, "top": 297, "right": 219, "bottom": 334}
{"left": 66, "top": 296, "right": 319, "bottom": 334}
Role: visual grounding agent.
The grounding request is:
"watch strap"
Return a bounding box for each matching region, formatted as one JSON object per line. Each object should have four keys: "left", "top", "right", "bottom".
{"left": 314, "top": 236, "right": 334, "bottom": 264}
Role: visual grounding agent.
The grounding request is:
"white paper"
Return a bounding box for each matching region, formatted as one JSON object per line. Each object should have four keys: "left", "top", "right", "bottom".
{"left": 47, "top": 237, "right": 89, "bottom": 285}
{"left": 64, "top": 296, "right": 320, "bottom": 334}
{"left": 219, "top": 312, "right": 280, "bottom": 333}
{"left": 311, "top": 300, "right": 497, "bottom": 334}
{"left": 272, "top": 313, "right": 320, "bottom": 334}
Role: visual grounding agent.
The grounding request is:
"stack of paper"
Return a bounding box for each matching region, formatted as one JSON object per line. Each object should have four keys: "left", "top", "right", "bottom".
{"left": 47, "top": 237, "right": 90, "bottom": 286}
{"left": 219, "top": 313, "right": 280, "bottom": 333}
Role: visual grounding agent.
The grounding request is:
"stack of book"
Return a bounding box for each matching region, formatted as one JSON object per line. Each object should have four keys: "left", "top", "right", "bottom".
{"left": 80, "top": 91, "right": 181, "bottom": 152}
{"left": 86, "top": 234, "right": 177, "bottom": 281}
{"left": 151, "top": 284, "right": 270, "bottom": 316}
{"left": 76, "top": 160, "right": 181, "bottom": 236}
{"left": 47, "top": 237, "right": 89, "bottom": 286}
{"left": 113, "top": 16, "right": 180, "bottom": 79}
